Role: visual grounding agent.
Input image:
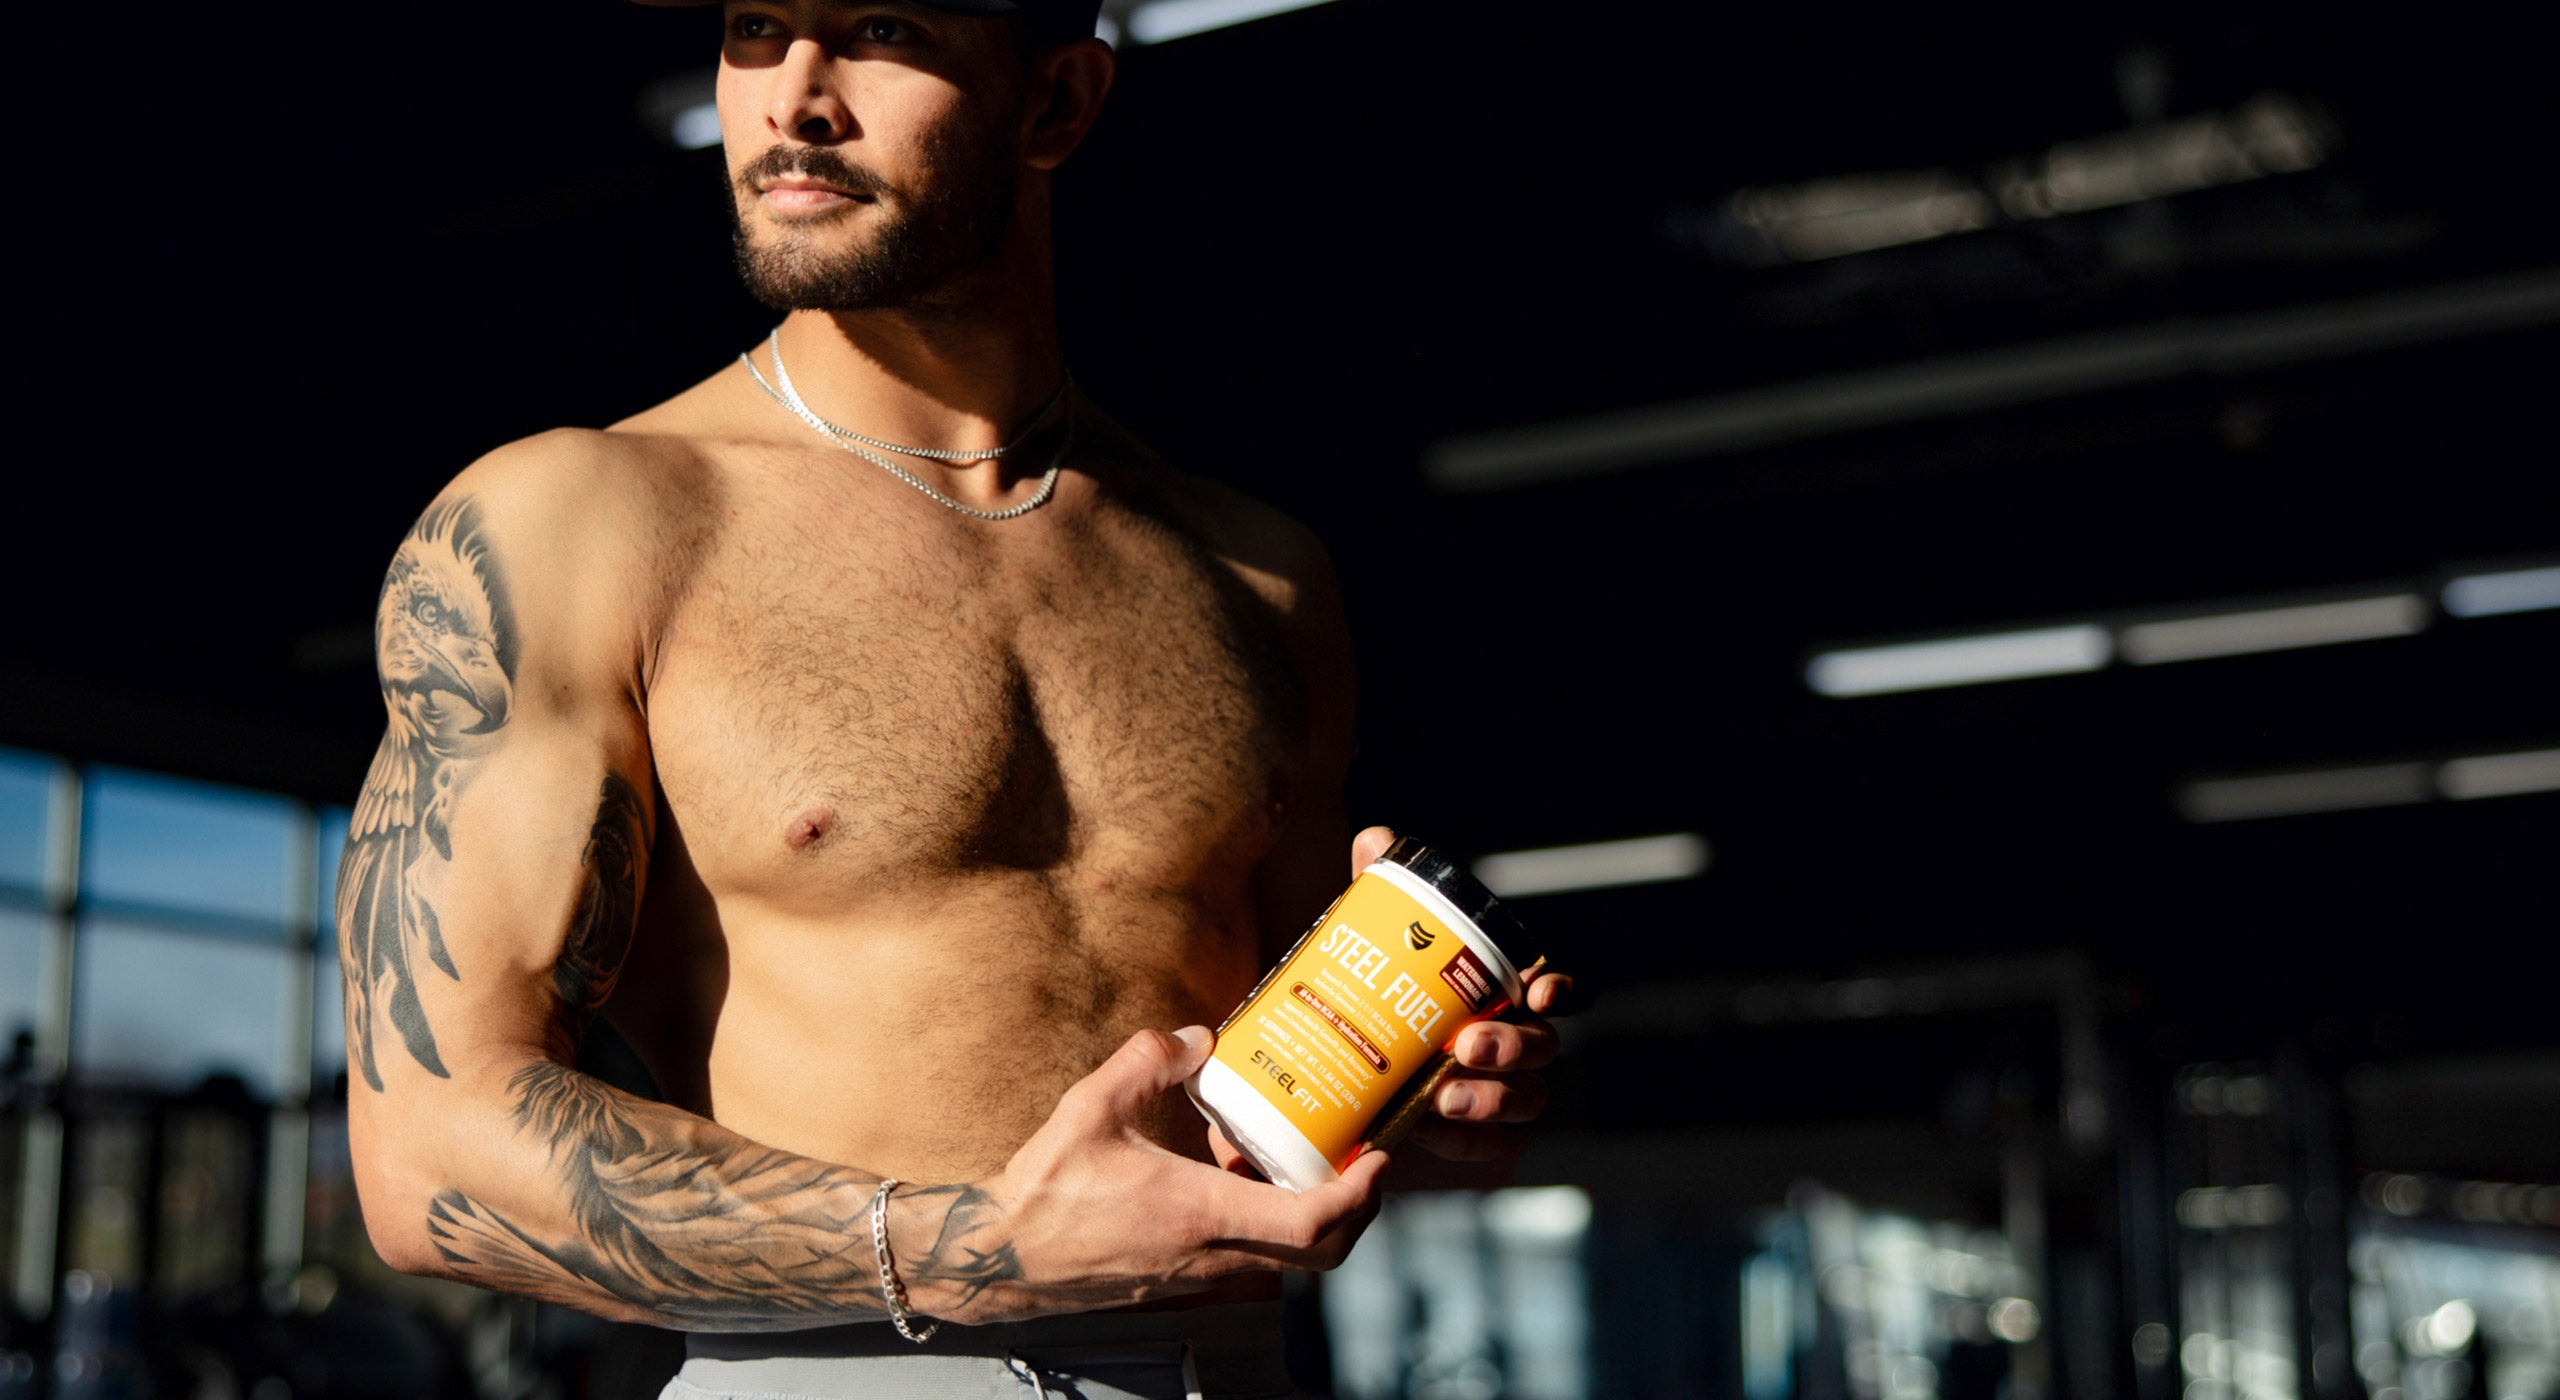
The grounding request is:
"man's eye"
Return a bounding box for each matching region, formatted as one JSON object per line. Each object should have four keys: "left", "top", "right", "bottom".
{"left": 861, "top": 17, "right": 912, "bottom": 42}
{"left": 730, "top": 14, "right": 784, "bottom": 40}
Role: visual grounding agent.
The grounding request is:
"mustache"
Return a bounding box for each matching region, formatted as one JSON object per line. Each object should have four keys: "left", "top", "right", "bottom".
{"left": 737, "top": 144, "right": 891, "bottom": 197}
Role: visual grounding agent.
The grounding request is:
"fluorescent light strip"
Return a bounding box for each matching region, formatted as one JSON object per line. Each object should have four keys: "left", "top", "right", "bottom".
{"left": 1474, "top": 833, "right": 1710, "bottom": 897}
{"left": 1423, "top": 270, "right": 2560, "bottom": 489}
{"left": 2179, "top": 764, "right": 2433, "bottom": 823}
{"left": 2439, "top": 749, "right": 2560, "bottom": 801}
{"left": 1124, "top": 0, "right": 1336, "bottom": 44}
{"left": 1808, "top": 624, "right": 2109, "bottom": 698}
{"left": 2443, "top": 565, "right": 2560, "bottom": 618}
{"left": 2119, "top": 594, "right": 2426, "bottom": 665}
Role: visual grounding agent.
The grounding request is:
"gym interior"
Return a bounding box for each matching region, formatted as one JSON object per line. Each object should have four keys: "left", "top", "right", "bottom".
{"left": 3, "top": 4, "right": 2552, "bottom": 1397}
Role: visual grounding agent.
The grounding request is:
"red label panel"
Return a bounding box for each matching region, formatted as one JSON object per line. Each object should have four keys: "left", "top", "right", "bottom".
{"left": 1291, "top": 983, "right": 1391, "bottom": 1073}
{"left": 1439, "top": 946, "right": 1502, "bottom": 1017}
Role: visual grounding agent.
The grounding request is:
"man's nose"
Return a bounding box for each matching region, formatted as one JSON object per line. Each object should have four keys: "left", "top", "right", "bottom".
{"left": 769, "top": 38, "right": 853, "bottom": 143}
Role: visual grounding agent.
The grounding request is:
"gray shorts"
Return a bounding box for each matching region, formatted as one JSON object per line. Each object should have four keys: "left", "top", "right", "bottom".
{"left": 660, "top": 1302, "right": 1308, "bottom": 1400}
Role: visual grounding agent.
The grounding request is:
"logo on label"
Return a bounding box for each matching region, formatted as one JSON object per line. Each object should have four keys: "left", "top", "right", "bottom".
{"left": 1406, "top": 920, "right": 1436, "bottom": 951}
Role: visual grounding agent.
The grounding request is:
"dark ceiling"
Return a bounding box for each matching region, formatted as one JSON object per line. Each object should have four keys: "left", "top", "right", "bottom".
{"left": 8, "top": 4, "right": 2552, "bottom": 1044}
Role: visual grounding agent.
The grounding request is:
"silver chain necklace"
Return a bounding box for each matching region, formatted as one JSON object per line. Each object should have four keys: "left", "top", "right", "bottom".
{"left": 740, "top": 328, "right": 1073, "bottom": 521}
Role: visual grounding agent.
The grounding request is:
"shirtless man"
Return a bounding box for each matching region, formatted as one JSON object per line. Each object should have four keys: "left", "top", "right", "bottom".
{"left": 339, "top": 2, "right": 1570, "bottom": 1395}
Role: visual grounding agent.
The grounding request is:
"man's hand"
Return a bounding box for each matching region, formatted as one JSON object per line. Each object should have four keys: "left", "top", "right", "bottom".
{"left": 1355, "top": 824, "right": 1575, "bottom": 1167}
{"left": 1211, "top": 823, "right": 1578, "bottom": 1184}
{"left": 961, "top": 1025, "right": 1389, "bottom": 1323}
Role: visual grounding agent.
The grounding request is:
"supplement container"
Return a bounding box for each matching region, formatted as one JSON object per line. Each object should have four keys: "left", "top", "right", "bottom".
{"left": 1189, "top": 837, "right": 1541, "bottom": 1193}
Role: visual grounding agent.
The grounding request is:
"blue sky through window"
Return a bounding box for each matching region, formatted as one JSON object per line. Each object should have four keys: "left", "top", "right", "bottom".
{"left": 73, "top": 916, "right": 290, "bottom": 1096}
{"left": 82, "top": 767, "right": 298, "bottom": 929}
{"left": 0, "top": 746, "right": 55, "bottom": 897}
{"left": 1, "top": 907, "right": 46, "bottom": 1052}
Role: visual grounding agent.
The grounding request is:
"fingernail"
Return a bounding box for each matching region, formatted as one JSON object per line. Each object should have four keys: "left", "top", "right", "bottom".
{"left": 1172, "top": 1025, "right": 1212, "bottom": 1053}
{"left": 1463, "top": 1034, "right": 1500, "bottom": 1068}
{"left": 1441, "top": 1084, "right": 1476, "bottom": 1116}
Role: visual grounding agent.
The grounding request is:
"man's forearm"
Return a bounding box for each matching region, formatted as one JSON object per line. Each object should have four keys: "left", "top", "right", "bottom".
{"left": 421, "top": 1061, "right": 1017, "bottom": 1331}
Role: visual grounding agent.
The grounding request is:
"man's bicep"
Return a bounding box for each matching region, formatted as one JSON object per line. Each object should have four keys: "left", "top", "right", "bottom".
{"left": 337, "top": 486, "right": 655, "bottom": 1096}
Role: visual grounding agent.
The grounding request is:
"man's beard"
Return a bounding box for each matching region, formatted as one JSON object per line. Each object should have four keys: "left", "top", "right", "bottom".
{"left": 729, "top": 134, "right": 1017, "bottom": 313}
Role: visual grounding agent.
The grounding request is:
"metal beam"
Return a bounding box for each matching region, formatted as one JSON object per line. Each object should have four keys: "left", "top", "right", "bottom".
{"left": 1423, "top": 269, "right": 2560, "bottom": 490}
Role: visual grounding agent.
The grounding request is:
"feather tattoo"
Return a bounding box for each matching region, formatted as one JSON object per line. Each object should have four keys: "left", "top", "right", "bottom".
{"left": 426, "top": 1064, "right": 1023, "bottom": 1329}
{"left": 339, "top": 497, "right": 517, "bottom": 1090}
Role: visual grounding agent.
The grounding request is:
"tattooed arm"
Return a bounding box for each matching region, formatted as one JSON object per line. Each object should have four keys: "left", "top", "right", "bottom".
{"left": 343, "top": 444, "right": 1385, "bottom": 1331}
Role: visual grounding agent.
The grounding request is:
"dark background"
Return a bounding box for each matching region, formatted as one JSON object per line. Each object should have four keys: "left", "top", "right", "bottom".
{"left": 4, "top": 3, "right": 2552, "bottom": 1397}
{"left": 11, "top": 2, "right": 2550, "bottom": 1043}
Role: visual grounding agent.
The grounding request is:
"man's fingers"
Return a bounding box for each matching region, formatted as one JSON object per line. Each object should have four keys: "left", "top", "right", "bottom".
{"left": 1453, "top": 1017, "right": 1557, "bottom": 1072}
{"left": 1435, "top": 1071, "right": 1547, "bottom": 1124}
{"left": 1339, "top": 1145, "right": 1392, "bottom": 1196}
{"left": 1206, "top": 1124, "right": 1261, "bottom": 1178}
{"left": 1078, "top": 1026, "right": 1214, "bottom": 1121}
{"left": 1351, "top": 824, "right": 1396, "bottom": 874}
{"left": 1197, "top": 1148, "right": 1386, "bottom": 1263}
{"left": 1274, "top": 1150, "right": 1390, "bottom": 1268}
{"left": 1524, "top": 970, "right": 1588, "bottom": 1017}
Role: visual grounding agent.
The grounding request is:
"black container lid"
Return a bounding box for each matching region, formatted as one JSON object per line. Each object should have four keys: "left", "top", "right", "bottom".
{"left": 1379, "top": 837, "right": 1539, "bottom": 975}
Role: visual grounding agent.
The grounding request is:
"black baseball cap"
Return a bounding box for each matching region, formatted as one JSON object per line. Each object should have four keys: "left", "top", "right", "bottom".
{"left": 633, "top": 0, "right": 1103, "bottom": 46}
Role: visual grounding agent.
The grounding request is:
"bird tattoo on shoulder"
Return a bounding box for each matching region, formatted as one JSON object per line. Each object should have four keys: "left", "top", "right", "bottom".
{"left": 340, "top": 496, "right": 517, "bottom": 1091}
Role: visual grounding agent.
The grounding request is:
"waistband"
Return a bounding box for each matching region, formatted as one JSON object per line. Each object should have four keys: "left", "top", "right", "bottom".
{"left": 678, "top": 1301, "right": 1292, "bottom": 1398}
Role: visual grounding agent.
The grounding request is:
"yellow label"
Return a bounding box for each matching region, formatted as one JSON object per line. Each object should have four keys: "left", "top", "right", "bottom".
{"left": 1212, "top": 868, "right": 1511, "bottom": 1166}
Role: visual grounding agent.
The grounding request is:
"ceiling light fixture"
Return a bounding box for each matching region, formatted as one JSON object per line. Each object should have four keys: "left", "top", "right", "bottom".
{"left": 2178, "top": 764, "right": 2434, "bottom": 823}
{"left": 1116, "top": 0, "right": 1337, "bottom": 45}
{"left": 2442, "top": 565, "right": 2560, "bottom": 618}
{"left": 1473, "top": 834, "right": 1711, "bottom": 897}
{"left": 2438, "top": 749, "right": 2560, "bottom": 801}
{"left": 2177, "top": 746, "right": 2560, "bottom": 821}
{"left": 2117, "top": 594, "right": 2428, "bottom": 666}
{"left": 1423, "top": 271, "right": 2560, "bottom": 489}
{"left": 1807, "top": 625, "right": 2111, "bottom": 698}
{"left": 1713, "top": 93, "right": 2329, "bottom": 266}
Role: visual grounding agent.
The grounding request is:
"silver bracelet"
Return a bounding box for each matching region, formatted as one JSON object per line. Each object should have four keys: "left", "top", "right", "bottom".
{"left": 870, "top": 1179, "right": 941, "bottom": 1344}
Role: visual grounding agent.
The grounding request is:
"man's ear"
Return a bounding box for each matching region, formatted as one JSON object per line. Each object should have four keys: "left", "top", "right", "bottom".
{"left": 1021, "top": 37, "right": 1116, "bottom": 171}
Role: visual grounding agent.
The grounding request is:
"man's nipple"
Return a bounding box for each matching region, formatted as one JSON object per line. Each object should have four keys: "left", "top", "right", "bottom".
{"left": 784, "top": 806, "right": 834, "bottom": 851}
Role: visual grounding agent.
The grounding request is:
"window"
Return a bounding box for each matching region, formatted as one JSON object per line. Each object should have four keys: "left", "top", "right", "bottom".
{"left": 0, "top": 909, "right": 45, "bottom": 1061}
{"left": 1325, "top": 1187, "right": 1596, "bottom": 1400}
{"left": 81, "top": 767, "right": 302, "bottom": 929}
{"left": 71, "top": 918, "right": 295, "bottom": 1099}
{"left": 2, "top": 753, "right": 336, "bottom": 1320}
{"left": 0, "top": 747, "right": 56, "bottom": 898}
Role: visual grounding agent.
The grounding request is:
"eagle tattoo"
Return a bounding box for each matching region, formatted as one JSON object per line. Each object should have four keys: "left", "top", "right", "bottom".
{"left": 340, "top": 497, "right": 516, "bottom": 1090}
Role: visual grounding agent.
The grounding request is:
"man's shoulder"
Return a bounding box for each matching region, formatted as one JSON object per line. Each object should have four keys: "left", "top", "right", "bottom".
{"left": 458, "top": 344, "right": 764, "bottom": 502}
{"left": 1098, "top": 424, "right": 1337, "bottom": 615}
{"left": 1109, "top": 445, "right": 1355, "bottom": 727}
{"left": 1169, "top": 472, "right": 1339, "bottom": 621}
{"left": 441, "top": 425, "right": 718, "bottom": 563}
{"left": 410, "top": 427, "right": 721, "bottom": 667}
